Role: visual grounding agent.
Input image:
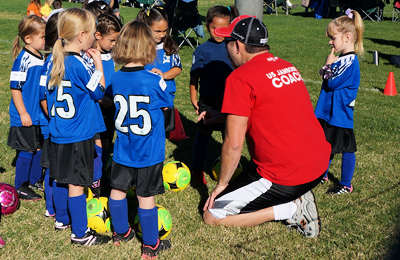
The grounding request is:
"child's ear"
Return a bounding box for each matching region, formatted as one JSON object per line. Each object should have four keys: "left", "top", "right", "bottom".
{"left": 94, "top": 31, "right": 102, "bottom": 40}
{"left": 24, "top": 35, "right": 32, "bottom": 44}
{"left": 78, "top": 31, "right": 85, "bottom": 43}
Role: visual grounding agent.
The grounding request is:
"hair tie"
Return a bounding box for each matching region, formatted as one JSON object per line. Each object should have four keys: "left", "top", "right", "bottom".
{"left": 345, "top": 9, "right": 354, "bottom": 19}
{"left": 146, "top": 9, "right": 150, "bottom": 16}
{"left": 227, "top": 6, "right": 231, "bottom": 11}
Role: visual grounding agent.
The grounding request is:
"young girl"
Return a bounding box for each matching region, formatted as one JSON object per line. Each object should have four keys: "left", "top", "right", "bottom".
{"left": 90, "top": 13, "right": 122, "bottom": 197}
{"left": 40, "top": 0, "right": 54, "bottom": 21}
{"left": 41, "top": 12, "right": 59, "bottom": 218}
{"left": 189, "top": 5, "right": 237, "bottom": 185}
{"left": 109, "top": 20, "right": 173, "bottom": 258}
{"left": 47, "top": 8, "right": 110, "bottom": 245}
{"left": 27, "top": 0, "right": 42, "bottom": 17}
{"left": 137, "top": 7, "right": 181, "bottom": 136}
{"left": 315, "top": 9, "right": 364, "bottom": 195}
{"left": 8, "top": 15, "right": 46, "bottom": 201}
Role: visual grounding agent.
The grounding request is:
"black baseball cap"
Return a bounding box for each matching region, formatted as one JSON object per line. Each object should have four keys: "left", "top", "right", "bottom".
{"left": 214, "top": 15, "right": 268, "bottom": 47}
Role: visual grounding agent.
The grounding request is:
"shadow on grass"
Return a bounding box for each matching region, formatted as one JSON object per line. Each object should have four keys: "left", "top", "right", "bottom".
{"left": 365, "top": 38, "right": 400, "bottom": 49}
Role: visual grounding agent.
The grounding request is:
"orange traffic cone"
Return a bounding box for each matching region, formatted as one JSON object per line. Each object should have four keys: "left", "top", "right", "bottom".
{"left": 168, "top": 109, "right": 189, "bottom": 141}
{"left": 383, "top": 72, "right": 397, "bottom": 96}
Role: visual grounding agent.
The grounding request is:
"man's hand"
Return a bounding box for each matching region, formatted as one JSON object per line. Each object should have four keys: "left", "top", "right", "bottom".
{"left": 203, "top": 183, "right": 229, "bottom": 211}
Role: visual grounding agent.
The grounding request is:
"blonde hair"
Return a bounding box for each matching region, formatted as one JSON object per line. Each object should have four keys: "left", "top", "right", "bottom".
{"left": 112, "top": 20, "right": 156, "bottom": 65}
{"left": 46, "top": 0, "right": 55, "bottom": 5}
{"left": 326, "top": 10, "right": 364, "bottom": 57}
{"left": 49, "top": 8, "right": 96, "bottom": 88}
{"left": 12, "top": 15, "right": 45, "bottom": 60}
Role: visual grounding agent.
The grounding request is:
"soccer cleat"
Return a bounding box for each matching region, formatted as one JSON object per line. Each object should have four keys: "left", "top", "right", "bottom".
{"left": 326, "top": 183, "right": 353, "bottom": 195}
{"left": 45, "top": 210, "right": 55, "bottom": 218}
{"left": 285, "top": 190, "right": 321, "bottom": 238}
{"left": 141, "top": 239, "right": 171, "bottom": 259}
{"left": 30, "top": 181, "right": 44, "bottom": 191}
{"left": 320, "top": 176, "right": 329, "bottom": 184}
{"left": 54, "top": 221, "right": 71, "bottom": 231}
{"left": 71, "top": 228, "right": 111, "bottom": 246}
{"left": 17, "top": 184, "right": 42, "bottom": 201}
{"left": 0, "top": 235, "right": 5, "bottom": 247}
{"left": 112, "top": 227, "right": 135, "bottom": 246}
{"left": 90, "top": 180, "right": 101, "bottom": 198}
{"left": 191, "top": 170, "right": 207, "bottom": 186}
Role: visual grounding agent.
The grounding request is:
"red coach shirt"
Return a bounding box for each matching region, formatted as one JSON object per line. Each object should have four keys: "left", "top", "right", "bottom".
{"left": 222, "top": 52, "right": 331, "bottom": 186}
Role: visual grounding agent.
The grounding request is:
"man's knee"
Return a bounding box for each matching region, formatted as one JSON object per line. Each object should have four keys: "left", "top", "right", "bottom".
{"left": 203, "top": 210, "right": 220, "bottom": 225}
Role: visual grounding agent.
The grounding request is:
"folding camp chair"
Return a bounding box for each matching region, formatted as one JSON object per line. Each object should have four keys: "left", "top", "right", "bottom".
{"left": 358, "top": 0, "right": 382, "bottom": 22}
{"left": 393, "top": 0, "right": 400, "bottom": 22}
{"left": 170, "top": 0, "right": 204, "bottom": 50}
{"left": 264, "top": 0, "right": 278, "bottom": 15}
{"left": 124, "top": 0, "right": 163, "bottom": 8}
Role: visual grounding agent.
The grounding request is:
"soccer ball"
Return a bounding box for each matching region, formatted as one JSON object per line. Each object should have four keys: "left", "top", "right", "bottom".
{"left": 134, "top": 205, "right": 172, "bottom": 240}
{"left": 86, "top": 197, "right": 111, "bottom": 233}
{"left": 211, "top": 157, "right": 243, "bottom": 182}
{"left": 0, "top": 183, "right": 20, "bottom": 215}
{"left": 162, "top": 161, "right": 191, "bottom": 192}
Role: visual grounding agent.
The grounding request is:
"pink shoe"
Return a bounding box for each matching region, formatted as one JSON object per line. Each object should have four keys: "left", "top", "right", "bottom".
{"left": 0, "top": 235, "right": 5, "bottom": 247}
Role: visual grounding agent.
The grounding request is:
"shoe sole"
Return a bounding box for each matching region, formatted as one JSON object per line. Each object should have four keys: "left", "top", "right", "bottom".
{"left": 300, "top": 191, "right": 321, "bottom": 238}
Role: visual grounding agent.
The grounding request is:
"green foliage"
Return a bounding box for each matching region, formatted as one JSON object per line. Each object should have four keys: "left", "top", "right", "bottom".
{"left": 1, "top": 1, "right": 400, "bottom": 259}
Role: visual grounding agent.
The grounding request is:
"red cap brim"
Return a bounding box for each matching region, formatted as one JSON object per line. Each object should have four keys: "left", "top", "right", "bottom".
{"left": 214, "top": 15, "right": 254, "bottom": 38}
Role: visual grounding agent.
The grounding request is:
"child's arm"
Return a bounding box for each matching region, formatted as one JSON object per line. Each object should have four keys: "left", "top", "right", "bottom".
{"left": 11, "top": 89, "right": 32, "bottom": 126}
{"left": 85, "top": 49, "right": 106, "bottom": 100}
{"left": 189, "top": 76, "right": 199, "bottom": 114}
{"left": 40, "top": 99, "right": 48, "bottom": 116}
{"left": 158, "top": 67, "right": 182, "bottom": 81}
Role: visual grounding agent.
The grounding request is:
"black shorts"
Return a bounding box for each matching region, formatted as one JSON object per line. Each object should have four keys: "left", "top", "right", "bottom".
{"left": 109, "top": 161, "right": 165, "bottom": 197}
{"left": 100, "top": 105, "right": 116, "bottom": 141}
{"left": 48, "top": 138, "right": 95, "bottom": 186}
{"left": 209, "top": 161, "right": 324, "bottom": 219}
{"left": 7, "top": 126, "right": 43, "bottom": 152}
{"left": 318, "top": 119, "right": 357, "bottom": 154}
{"left": 40, "top": 138, "right": 50, "bottom": 169}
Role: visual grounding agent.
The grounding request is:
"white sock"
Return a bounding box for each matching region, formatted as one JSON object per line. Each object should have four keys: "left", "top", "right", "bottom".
{"left": 286, "top": 0, "right": 293, "bottom": 7}
{"left": 273, "top": 201, "right": 297, "bottom": 221}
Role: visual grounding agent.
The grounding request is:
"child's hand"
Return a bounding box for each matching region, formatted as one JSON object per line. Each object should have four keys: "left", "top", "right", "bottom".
{"left": 150, "top": 68, "right": 164, "bottom": 78}
{"left": 326, "top": 48, "right": 339, "bottom": 65}
{"left": 20, "top": 112, "right": 32, "bottom": 127}
{"left": 86, "top": 48, "right": 102, "bottom": 66}
{"left": 191, "top": 99, "right": 199, "bottom": 114}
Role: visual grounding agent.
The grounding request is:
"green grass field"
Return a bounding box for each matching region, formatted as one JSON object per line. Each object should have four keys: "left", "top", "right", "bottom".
{"left": 1, "top": 0, "right": 400, "bottom": 259}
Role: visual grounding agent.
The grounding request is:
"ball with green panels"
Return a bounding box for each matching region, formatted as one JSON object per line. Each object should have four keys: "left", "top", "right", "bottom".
{"left": 212, "top": 156, "right": 243, "bottom": 182}
{"left": 134, "top": 205, "right": 172, "bottom": 240}
{"left": 162, "top": 161, "right": 191, "bottom": 192}
{"left": 86, "top": 197, "right": 111, "bottom": 233}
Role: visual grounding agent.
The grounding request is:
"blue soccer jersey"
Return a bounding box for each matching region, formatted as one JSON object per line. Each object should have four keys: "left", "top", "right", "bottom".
{"left": 111, "top": 66, "right": 174, "bottom": 168}
{"left": 144, "top": 43, "right": 180, "bottom": 98}
{"left": 190, "top": 39, "right": 233, "bottom": 99}
{"left": 46, "top": 52, "right": 106, "bottom": 144}
{"left": 39, "top": 55, "right": 53, "bottom": 140}
{"left": 101, "top": 52, "right": 115, "bottom": 96}
{"left": 9, "top": 48, "right": 45, "bottom": 127}
{"left": 315, "top": 53, "right": 360, "bottom": 129}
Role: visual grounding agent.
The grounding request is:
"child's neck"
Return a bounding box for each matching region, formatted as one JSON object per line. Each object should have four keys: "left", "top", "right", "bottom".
{"left": 126, "top": 62, "right": 144, "bottom": 67}
{"left": 64, "top": 42, "right": 83, "bottom": 54}
{"left": 24, "top": 44, "right": 41, "bottom": 57}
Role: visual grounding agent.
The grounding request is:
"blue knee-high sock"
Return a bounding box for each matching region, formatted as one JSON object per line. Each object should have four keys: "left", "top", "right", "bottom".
{"left": 53, "top": 181, "right": 70, "bottom": 224}
{"left": 93, "top": 145, "right": 103, "bottom": 182}
{"left": 68, "top": 194, "right": 87, "bottom": 238}
{"left": 340, "top": 152, "right": 356, "bottom": 187}
{"left": 109, "top": 197, "right": 129, "bottom": 234}
{"left": 29, "top": 150, "right": 43, "bottom": 185}
{"left": 138, "top": 207, "right": 158, "bottom": 246}
{"left": 15, "top": 151, "right": 33, "bottom": 189}
{"left": 193, "top": 131, "right": 211, "bottom": 170}
{"left": 44, "top": 169, "right": 55, "bottom": 215}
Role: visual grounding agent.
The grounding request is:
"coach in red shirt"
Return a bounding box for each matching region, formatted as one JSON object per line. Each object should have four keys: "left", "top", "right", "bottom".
{"left": 202, "top": 16, "right": 331, "bottom": 238}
